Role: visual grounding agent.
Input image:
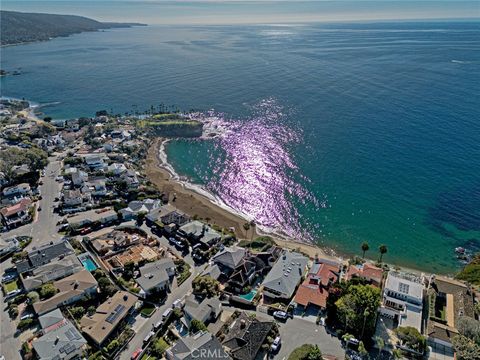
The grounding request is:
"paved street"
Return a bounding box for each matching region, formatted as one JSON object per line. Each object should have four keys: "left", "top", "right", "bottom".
{"left": 0, "top": 153, "right": 63, "bottom": 246}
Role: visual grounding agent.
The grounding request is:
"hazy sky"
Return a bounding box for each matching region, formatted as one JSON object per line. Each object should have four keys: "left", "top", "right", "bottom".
{"left": 2, "top": 1, "right": 479, "bottom": 24}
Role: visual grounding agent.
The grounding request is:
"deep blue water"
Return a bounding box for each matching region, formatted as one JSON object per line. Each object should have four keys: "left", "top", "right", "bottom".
{"left": 2, "top": 17, "right": 480, "bottom": 273}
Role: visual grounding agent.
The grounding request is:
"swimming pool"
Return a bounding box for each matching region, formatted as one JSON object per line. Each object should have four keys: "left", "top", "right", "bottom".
{"left": 238, "top": 290, "right": 257, "bottom": 302}
{"left": 79, "top": 254, "right": 98, "bottom": 272}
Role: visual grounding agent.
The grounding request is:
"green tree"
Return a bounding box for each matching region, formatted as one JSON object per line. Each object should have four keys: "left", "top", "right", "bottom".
{"left": 287, "top": 344, "right": 322, "bottom": 360}
{"left": 452, "top": 334, "right": 480, "bottom": 360}
{"left": 106, "top": 339, "right": 119, "bottom": 352}
{"left": 190, "top": 319, "right": 207, "bottom": 334}
{"left": 243, "top": 222, "right": 250, "bottom": 240}
{"left": 361, "top": 242, "right": 370, "bottom": 259}
{"left": 358, "top": 341, "right": 369, "bottom": 359}
{"left": 152, "top": 338, "right": 169, "bottom": 357}
{"left": 394, "top": 326, "right": 426, "bottom": 354}
{"left": 378, "top": 245, "right": 388, "bottom": 262}
{"left": 17, "top": 318, "right": 34, "bottom": 331}
{"left": 70, "top": 306, "right": 86, "bottom": 319}
{"left": 392, "top": 349, "right": 403, "bottom": 359}
{"left": 192, "top": 275, "right": 220, "bottom": 298}
{"left": 39, "top": 283, "right": 57, "bottom": 299}
{"left": 27, "top": 291, "right": 39, "bottom": 303}
{"left": 335, "top": 285, "right": 381, "bottom": 340}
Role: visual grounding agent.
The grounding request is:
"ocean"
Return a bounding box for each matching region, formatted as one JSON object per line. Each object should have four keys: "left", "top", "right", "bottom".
{"left": 2, "top": 2, "right": 480, "bottom": 273}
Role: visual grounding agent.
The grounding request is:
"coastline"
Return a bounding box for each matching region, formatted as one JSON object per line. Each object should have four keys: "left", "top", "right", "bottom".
{"left": 146, "top": 137, "right": 352, "bottom": 265}
{"left": 145, "top": 137, "right": 443, "bottom": 277}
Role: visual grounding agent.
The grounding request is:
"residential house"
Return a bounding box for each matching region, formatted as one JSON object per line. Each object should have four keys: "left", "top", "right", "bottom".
{"left": 119, "top": 199, "right": 162, "bottom": 221}
{"left": 16, "top": 240, "right": 75, "bottom": 274}
{"left": 80, "top": 291, "right": 137, "bottom": 347}
{"left": 345, "top": 262, "right": 384, "bottom": 287}
{"left": 211, "top": 246, "right": 246, "bottom": 274}
{"left": 261, "top": 251, "right": 308, "bottom": 301}
{"left": 33, "top": 269, "right": 98, "bottom": 315}
{"left": 427, "top": 276, "right": 475, "bottom": 348}
{"left": 107, "top": 163, "right": 127, "bottom": 175}
{"left": 90, "top": 230, "right": 141, "bottom": 256}
{"left": 179, "top": 221, "right": 221, "bottom": 247}
{"left": 379, "top": 272, "right": 425, "bottom": 332}
{"left": 21, "top": 254, "right": 83, "bottom": 291}
{"left": 84, "top": 154, "right": 107, "bottom": 171}
{"left": 86, "top": 179, "right": 108, "bottom": 197}
{"left": 2, "top": 182, "right": 31, "bottom": 198}
{"left": 63, "top": 189, "right": 87, "bottom": 207}
{"left": 183, "top": 294, "right": 222, "bottom": 327}
{"left": 67, "top": 208, "right": 118, "bottom": 229}
{"left": 32, "top": 309, "right": 87, "bottom": 360}
{"left": 293, "top": 258, "right": 341, "bottom": 311}
{"left": 11, "top": 164, "right": 31, "bottom": 177}
{"left": 166, "top": 331, "right": 230, "bottom": 360}
{"left": 0, "top": 237, "right": 20, "bottom": 257}
{"left": 119, "top": 170, "right": 139, "bottom": 188}
{"left": 0, "top": 198, "right": 33, "bottom": 228}
{"left": 146, "top": 204, "right": 190, "bottom": 233}
{"left": 108, "top": 244, "right": 160, "bottom": 268}
{"left": 222, "top": 312, "right": 274, "bottom": 360}
{"left": 136, "top": 257, "right": 176, "bottom": 297}
{"left": 71, "top": 170, "right": 88, "bottom": 187}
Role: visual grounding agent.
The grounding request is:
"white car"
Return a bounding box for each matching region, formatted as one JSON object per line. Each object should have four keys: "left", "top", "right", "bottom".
{"left": 273, "top": 311, "right": 289, "bottom": 320}
{"left": 271, "top": 336, "right": 281, "bottom": 352}
{"left": 20, "top": 313, "right": 34, "bottom": 320}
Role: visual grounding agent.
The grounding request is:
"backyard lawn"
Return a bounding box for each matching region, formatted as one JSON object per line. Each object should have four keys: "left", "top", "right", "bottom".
{"left": 3, "top": 281, "right": 18, "bottom": 293}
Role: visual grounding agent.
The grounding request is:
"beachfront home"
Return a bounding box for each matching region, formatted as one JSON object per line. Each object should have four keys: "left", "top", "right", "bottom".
{"left": 261, "top": 250, "right": 308, "bottom": 301}
{"left": 80, "top": 291, "right": 137, "bottom": 347}
{"left": 119, "top": 198, "right": 161, "bottom": 221}
{"left": 179, "top": 220, "right": 221, "bottom": 247}
{"left": 293, "top": 257, "right": 341, "bottom": 311}
{"left": 379, "top": 272, "right": 425, "bottom": 332}
{"left": 33, "top": 309, "right": 87, "bottom": 360}
{"left": 33, "top": 270, "right": 98, "bottom": 315}
{"left": 211, "top": 246, "right": 247, "bottom": 273}
{"left": 427, "top": 276, "right": 475, "bottom": 349}
{"left": 345, "top": 262, "right": 384, "bottom": 287}
{"left": 166, "top": 331, "right": 230, "bottom": 360}
{"left": 136, "top": 257, "right": 176, "bottom": 297}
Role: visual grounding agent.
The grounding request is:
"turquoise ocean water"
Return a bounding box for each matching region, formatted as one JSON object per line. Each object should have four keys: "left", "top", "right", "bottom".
{"left": 2, "top": 1, "right": 480, "bottom": 273}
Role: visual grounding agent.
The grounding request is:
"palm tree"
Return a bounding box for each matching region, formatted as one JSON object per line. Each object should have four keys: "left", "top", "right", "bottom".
{"left": 249, "top": 220, "right": 256, "bottom": 241}
{"left": 379, "top": 245, "right": 388, "bottom": 262}
{"left": 361, "top": 242, "right": 370, "bottom": 259}
{"left": 243, "top": 222, "right": 251, "bottom": 242}
{"left": 361, "top": 309, "right": 370, "bottom": 339}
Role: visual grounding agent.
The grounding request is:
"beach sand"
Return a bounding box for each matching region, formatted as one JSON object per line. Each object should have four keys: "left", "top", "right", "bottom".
{"left": 144, "top": 138, "right": 338, "bottom": 262}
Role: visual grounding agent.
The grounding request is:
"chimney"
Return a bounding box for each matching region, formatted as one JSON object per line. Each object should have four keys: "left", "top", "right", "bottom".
{"left": 240, "top": 319, "right": 246, "bottom": 329}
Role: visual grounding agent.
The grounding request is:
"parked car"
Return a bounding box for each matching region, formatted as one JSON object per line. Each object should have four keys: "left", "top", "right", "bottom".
{"left": 2, "top": 274, "right": 17, "bottom": 283}
{"left": 20, "top": 313, "right": 34, "bottom": 320}
{"left": 143, "top": 331, "right": 155, "bottom": 344}
{"left": 154, "top": 320, "right": 163, "bottom": 331}
{"left": 273, "top": 311, "right": 289, "bottom": 321}
{"left": 271, "top": 336, "right": 281, "bottom": 353}
{"left": 131, "top": 348, "right": 142, "bottom": 360}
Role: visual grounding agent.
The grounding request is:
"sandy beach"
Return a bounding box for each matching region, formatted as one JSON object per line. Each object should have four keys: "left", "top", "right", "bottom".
{"left": 144, "top": 138, "right": 339, "bottom": 262}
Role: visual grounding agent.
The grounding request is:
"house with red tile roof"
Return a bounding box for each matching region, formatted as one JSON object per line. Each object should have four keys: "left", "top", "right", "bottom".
{"left": 0, "top": 197, "right": 32, "bottom": 229}
{"left": 344, "top": 263, "right": 384, "bottom": 287}
{"left": 293, "top": 258, "right": 341, "bottom": 310}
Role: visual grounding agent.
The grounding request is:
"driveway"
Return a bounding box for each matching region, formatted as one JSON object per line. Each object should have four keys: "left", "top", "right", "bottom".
{"left": 274, "top": 316, "right": 344, "bottom": 360}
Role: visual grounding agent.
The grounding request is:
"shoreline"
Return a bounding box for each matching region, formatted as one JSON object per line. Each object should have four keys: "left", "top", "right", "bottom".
{"left": 146, "top": 138, "right": 421, "bottom": 270}
{"left": 145, "top": 137, "right": 451, "bottom": 277}
{"left": 145, "top": 138, "right": 343, "bottom": 264}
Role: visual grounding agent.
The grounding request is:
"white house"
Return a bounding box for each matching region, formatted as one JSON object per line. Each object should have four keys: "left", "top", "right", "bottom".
{"left": 379, "top": 272, "right": 425, "bottom": 332}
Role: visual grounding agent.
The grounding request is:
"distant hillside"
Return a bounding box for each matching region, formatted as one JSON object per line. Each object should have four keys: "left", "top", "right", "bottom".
{"left": 1, "top": 10, "right": 145, "bottom": 45}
